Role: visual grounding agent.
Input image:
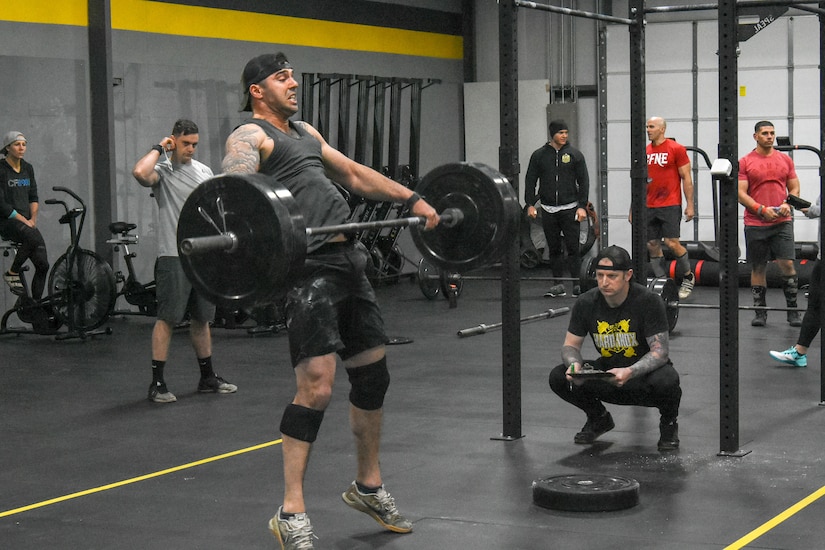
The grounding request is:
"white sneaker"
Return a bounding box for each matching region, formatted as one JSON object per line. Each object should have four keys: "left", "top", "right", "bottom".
{"left": 678, "top": 273, "right": 695, "bottom": 300}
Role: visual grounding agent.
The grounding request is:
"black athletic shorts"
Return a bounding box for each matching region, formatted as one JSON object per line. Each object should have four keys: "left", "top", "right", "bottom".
{"left": 284, "top": 239, "right": 387, "bottom": 366}
{"left": 646, "top": 205, "right": 682, "bottom": 240}
{"left": 744, "top": 222, "right": 795, "bottom": 265}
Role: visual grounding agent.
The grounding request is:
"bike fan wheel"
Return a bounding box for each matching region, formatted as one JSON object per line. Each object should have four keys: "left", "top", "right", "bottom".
{"left": 48, "top": 249, "right": 117, "bottom": 331}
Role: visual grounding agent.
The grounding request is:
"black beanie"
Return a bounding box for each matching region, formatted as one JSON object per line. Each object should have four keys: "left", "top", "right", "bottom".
{"left": 548, "top": 120, "right": 568, "bottom": 138}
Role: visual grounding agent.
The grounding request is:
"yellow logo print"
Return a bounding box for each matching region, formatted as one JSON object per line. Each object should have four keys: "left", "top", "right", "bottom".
{"left": 593, "top": 319, "right": 638, "bottom": 358}
{"left": 561, "top": 153, "right": 571, "bottom": 163}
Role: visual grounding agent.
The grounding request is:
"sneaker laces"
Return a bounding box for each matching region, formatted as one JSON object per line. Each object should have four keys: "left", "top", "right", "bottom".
{"left": 283, "top": 514, "right": 317, "bottom": 549}
{"left": 372, "top": 487, "right": 401, "bottom": 517}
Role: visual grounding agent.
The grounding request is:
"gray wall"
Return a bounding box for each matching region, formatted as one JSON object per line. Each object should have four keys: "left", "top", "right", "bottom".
{"left": 0, "top": 4, "right": 465, "bottom": 312}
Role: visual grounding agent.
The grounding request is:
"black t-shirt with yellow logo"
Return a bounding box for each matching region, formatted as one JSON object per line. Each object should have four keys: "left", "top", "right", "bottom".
{"left": 568, "top": 282, "right": 670, "bottom": 369}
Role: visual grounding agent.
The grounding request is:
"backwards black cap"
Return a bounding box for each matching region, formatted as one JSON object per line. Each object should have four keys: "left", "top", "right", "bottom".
{"left": 240, "top": 52, "right": 293, "bottom": 111}
{"left": 593, "top": 245, "right": 632, "bottom": 271}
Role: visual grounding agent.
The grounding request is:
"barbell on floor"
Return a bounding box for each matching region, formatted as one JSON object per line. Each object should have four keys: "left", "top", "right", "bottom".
{"left": 645, "top": 276, "right": 809, "bottom": 333}
{"left": 176, "top": 162, "right": 521, "bottom": 308}
{"left": 457, "top": 307, "right": 570, "bottom": 338}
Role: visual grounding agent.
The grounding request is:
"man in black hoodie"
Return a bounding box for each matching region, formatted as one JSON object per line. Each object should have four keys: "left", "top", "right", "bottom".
{"left": 525, "top": 120, "right": 590, "bottom": 297}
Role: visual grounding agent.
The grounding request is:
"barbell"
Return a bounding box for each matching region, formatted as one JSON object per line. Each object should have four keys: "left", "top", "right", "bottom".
{"left": 580, "top": 259, "right": 807, "bottom": 333}
{"left": 176, "top": 162, "right": 521, "bottom": 308}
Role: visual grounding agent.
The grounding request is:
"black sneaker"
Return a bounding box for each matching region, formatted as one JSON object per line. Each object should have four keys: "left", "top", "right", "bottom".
{"left": 751, "top": 311, "right": 767, "bottom": 327}
{"left": 657, "top": 419, "right": 680, "bottom": 451}
{"left": 574, "top": 411, "right": 614, "bottom": 444}
{"left": 572, "top": 285, "right": 581, "bottom": 297}
{"left": 197, "top": 375, "right": 238, "bottom": 394}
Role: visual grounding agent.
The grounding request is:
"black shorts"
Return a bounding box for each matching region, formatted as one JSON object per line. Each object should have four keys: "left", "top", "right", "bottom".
{"left": 646, "top": 205, "right": 682, "bottom": 241}
{"left": 284, "top": 240, "right": 387, "bottom": 366}
{"left": 744, "top": 222, "right": 795, "bottom": 265}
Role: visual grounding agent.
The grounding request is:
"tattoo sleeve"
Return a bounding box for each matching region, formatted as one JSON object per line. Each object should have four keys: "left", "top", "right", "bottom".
{"left": 627, "top": 331, "right": 670, "bottom": 377}
{"left": 561, "top": 345, "right": 583, "bottom": 368}
{"left": 222, "top": 126, "right": 262, "bottom": 174}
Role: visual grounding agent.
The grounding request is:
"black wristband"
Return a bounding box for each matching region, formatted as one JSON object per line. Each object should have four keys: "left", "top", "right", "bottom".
{"left": 404, "top": 192, "right": 421, "bottom": 210}
{"left": 151, "top": 144, "right": 164, "bottom": 155}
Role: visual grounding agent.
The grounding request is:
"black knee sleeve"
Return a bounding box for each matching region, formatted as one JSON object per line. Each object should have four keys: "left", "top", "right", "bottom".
{"left": 782, "top": 275, "right": 799, "bottom": 305}
{"left": 280, "top": 403, "right": 325, "bottom": 443}
{"left": 346, "top": 357, "right": 390, "bottom": 410}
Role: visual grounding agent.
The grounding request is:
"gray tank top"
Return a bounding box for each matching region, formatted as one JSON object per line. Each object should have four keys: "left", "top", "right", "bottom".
{"left": 246, "top": 118, "right": 351, "bottom": 252}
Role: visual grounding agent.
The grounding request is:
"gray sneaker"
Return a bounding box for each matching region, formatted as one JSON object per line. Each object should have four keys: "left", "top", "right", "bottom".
{"left": 543, "top": 284, "right": 567, "bottom": 298}
{"left": 341, "top": 482, "right": 413, "bottom": 533}
{"left": 269, "top": 507, "right": 316, "bottom": 550}
{"left": 148, "top": 382, "right": 176, "bottom": 403}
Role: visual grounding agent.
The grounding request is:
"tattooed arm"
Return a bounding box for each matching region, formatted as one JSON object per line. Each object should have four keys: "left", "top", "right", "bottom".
{"left": 222, "top": 123, "right": 270, "bottom": 174}
{"left": 620, "top": 331, "right": 670, "bottom": 378}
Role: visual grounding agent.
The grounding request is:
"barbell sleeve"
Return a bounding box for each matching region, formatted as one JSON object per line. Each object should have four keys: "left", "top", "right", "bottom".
{"left": 306, "top": 207, "right": 464, "bottom": 236}
{"left": 180, "top": 232, "right": 239, "bottom": 256}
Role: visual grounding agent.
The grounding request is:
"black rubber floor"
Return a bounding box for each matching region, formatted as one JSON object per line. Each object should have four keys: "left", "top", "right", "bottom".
{"left": 1, "top": 268, "right": 824, "bottom": 549}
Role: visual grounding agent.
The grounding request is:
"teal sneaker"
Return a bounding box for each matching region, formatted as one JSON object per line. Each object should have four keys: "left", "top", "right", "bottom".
{"left": 769, "top": 346, "right": 807, "bottom": 367}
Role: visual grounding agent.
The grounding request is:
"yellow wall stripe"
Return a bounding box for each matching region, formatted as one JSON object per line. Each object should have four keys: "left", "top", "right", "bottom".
{"left": 0, "top": 0, "right": 463, "bottom": 60}
{"left": 0, "top": 0, "right": 87, "bottom": 26}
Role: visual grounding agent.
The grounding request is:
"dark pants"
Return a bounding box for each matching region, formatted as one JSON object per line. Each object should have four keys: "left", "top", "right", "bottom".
{"left": 0, "top": 220, "right": 49, "bottom": 299}
{"left": 540, "top": 208, "right": 580, "bottom": 281}
{"left": 798, "top": 261, "right": 823, "bottom": 348}
{"left": 548, "top": 362, "right": 682, "bottom": 420}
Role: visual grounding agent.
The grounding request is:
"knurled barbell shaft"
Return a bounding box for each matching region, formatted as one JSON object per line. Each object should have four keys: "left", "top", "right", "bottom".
{"left": 668, "top": 301, "right": 805, "bottom": 313}
{"left": 180, "top": 207, "right": 464, "bottom": 256}
{"left": 306, "top": 207, "right": 463, "bottom": 236}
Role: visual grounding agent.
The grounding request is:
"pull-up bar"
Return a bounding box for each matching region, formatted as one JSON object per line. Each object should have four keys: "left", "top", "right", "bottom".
{"left": 513, "top": 0, "right": 634, "bottom": 25}
{"left": 646, "top": 0, "right": 825, "bottom": 16}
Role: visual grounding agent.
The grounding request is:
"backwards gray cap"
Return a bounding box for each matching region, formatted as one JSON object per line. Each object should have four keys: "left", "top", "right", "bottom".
{"left": 2, "top": 131, "right": 26, "bottom": 150}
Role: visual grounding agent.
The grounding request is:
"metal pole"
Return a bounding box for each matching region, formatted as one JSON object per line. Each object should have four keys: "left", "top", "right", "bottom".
{"left": 495, "top": 0, "right": 523, "bottom": 441}
{"left": 628, "top": 0, "right": 648, "bottom": 284}
{"left": 717, "top": 0, "right": 748, "bottom": 457}
{"left": 819, "top": 2, "right": 825, "bottom": 405}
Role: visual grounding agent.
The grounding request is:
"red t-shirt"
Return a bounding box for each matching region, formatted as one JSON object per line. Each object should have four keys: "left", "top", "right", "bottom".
{"left": 646, "top": 139, "right": 690, "bottom": 208}
{"left": 738, "top": 149, "right": 797, "bottom": 227}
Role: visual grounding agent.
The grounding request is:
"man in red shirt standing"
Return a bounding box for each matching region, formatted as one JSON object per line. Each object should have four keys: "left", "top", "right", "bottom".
{"left": 642, "top": 117, "right": 695, "bottom": 299}
{"left": 738, "top": 120, "right": 802, "bottom": 327}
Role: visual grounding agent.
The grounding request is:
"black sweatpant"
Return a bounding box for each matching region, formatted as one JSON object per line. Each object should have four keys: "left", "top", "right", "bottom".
{"left": 548, "top": 361, "right": 682, "bottom": 420}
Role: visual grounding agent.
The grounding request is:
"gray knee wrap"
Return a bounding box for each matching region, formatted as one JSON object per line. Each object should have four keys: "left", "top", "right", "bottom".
{"left": 650, "top": 256, "right": 666, "bottom": 278}
{"left": 346, "top": 357, "right": 390, "bottom": 411}
{"left": 280, "top": 404, "right": 325, "bottom": 443}
{"left": 782, "top": 275, "right": 799, "bottom": 305}
{"left": 675, "top": 252, "right": 691, "bottom": 278}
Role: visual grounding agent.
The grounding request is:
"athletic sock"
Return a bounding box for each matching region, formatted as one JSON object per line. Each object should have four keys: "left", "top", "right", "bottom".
{"left": 198, "top": 356, "right": 214, "bottom": 379}
{"left": 356, "top": 481, "right": 381, "bottom": 494}
{"left": 151, "top": 360, "right": 166, "bottom": 385}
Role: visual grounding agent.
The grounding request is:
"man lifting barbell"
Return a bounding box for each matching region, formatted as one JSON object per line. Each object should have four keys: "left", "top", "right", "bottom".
{"left": 224, "top": 52, "right": 436, "bottom": 549}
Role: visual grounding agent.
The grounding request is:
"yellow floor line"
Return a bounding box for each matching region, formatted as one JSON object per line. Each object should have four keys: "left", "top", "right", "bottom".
{"left": 0, "top": 439, "right": 282, "bottom": 519}
{"left": 725, "top": 484, "right": 825, "bottom": 549}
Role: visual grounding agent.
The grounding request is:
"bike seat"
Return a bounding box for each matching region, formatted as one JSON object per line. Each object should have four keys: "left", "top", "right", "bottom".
{"left": 109, "top": 221, "right": 137, "bottom": 234}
